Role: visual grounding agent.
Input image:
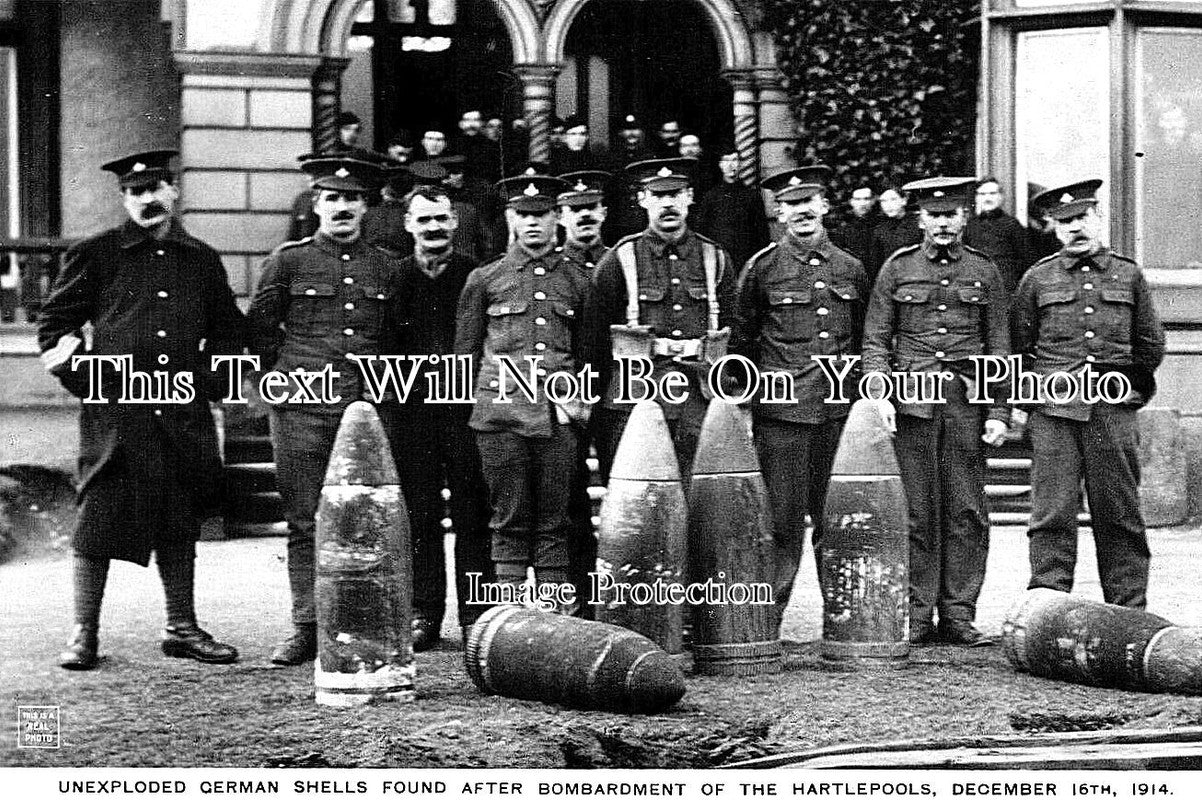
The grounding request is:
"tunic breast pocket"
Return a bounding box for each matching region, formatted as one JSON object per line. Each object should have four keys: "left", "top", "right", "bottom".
{"left": 892, "top": 285, "right": 931, "bottom": 331}
{"left": 956, "top": 285, "right": 990, "bottom": 323}
{"left": 826, "top": 284, "right": 860, "bottom": 333}
{"left": 767, "top": 289, "right": 814, "bottom": 342}
{"left": 547, "top": 302, "right": 579, "bottom": 353}
{"left": 486, "top": 300, "right": 529, "bottom": 353}
{"left": 635, "top": 286, "right": 667, "bottom": 328}
{"left": 288, "top": 281, "right": 337, "bottom": 336}
{"left": 1036, "top": 288, "right": 1078, "bottom": 340}
{"left": 359, "top": 284, "right": 396, "bottom": 328}
{"left": 1098, "top": 288, "right": 1134, "bottom": 344}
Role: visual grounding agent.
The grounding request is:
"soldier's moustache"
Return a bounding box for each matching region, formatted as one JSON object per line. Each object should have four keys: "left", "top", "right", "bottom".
{"left": 333, "top": 212, "right": 355, "bottom": 221}
{"left": 142, "top": 203, "right": 166, "bottom": 219}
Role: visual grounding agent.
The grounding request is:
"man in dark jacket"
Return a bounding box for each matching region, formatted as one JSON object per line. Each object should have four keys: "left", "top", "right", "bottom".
{"left": 829, "top": 185, "right": 879, "bottom": 265}
{"left": 693, "top": 147, "right": 771, "bottom": 270}
{"left": 392, "top": 184, "right": 493, "bottom": 647}
{"left": 867, "top": 186, "right": 922, "bottom": 285}
{"left": 39, "top": 149, "right": 246, "bottom": 670}
{"left": 964, "top": 177, "right": 1032, "bottom": 295}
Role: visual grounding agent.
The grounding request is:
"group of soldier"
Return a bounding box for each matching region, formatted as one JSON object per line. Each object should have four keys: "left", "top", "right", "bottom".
{"left": 38, "top": 117, "right": 1164, "bottom": 671}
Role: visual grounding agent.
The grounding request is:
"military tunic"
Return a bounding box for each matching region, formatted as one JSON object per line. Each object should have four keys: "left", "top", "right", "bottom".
{"left": 733, "top": 231, "right": 869, "bottom": 610}
{"left": 1011, "top": 248, "right": 1166, "bottom": 608}
{"left": 861, "top": 240, "right": 1010, "bottom": 628}
{"left": 247, "top": 231, "right": 402, "bottom": 624}
{"left": 37, "top": 219, "right": 246, "bottom": 565}
{"left": 590, "top": 228, "right": 736, "bottom": 482}
{"left": 454, "top": 242, "right": 594, "bottom": 581}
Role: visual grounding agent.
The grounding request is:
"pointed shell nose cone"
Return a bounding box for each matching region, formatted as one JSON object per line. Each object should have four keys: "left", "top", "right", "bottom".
{"left": 323, "top": 400, "right": 400, "bottom": 486}
{"left": 690, "top": 398, "right": 758, "bottom": 476}
{"left": 609, "top": 400, "right": 681, "bottom": 482}
{"left": 830, "top": 399, "right": 900, "bottom": 476}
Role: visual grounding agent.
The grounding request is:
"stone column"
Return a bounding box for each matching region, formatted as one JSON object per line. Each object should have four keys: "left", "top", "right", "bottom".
{"left": 513, "top": 64, "right": 561, "bottom": 166}
{"left": 754, "top": 66, "right": 796, "bottom": 177}
{"left": 723, "top": 69, "right": 760, "bottom": 185}
{"left": 313, "top": 58, "right": 351, "bottom": 153}
{"left": 174, "top": 52, "right": 322, "bottom": 301}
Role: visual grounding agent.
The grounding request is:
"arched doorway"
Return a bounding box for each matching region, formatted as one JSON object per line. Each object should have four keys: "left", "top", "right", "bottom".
{"left": 342, "top": 0, "right": 516, "bottom": 153}
{"left": 558, "top": 0, "right": 731, "bottom": 156}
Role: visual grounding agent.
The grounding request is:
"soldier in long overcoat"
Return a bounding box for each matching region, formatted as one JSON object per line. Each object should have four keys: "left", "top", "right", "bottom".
{"left": 38, "top": 149, "right": 246, "bottom": 670}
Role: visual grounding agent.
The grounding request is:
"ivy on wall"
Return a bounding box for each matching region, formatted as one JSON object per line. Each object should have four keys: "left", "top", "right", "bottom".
{"left": 761, "top": 0, "right": 980, "bottom": 203}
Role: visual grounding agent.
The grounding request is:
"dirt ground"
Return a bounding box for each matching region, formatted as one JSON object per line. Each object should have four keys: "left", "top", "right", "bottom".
{"left": 4, "top": 512, "right": 1202, "bottom": 769}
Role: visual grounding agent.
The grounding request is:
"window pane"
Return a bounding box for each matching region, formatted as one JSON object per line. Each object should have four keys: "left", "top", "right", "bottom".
{"left": 0, "top": 47, "right": 14, "bottom": 240}
{"left": 1135, "top": 28, "right": 1202, "bottom": 269}
{"left": 0, "top": 47, "right": 17, "bottom": 323}
{"left": 1014, "top": 28, "right": 1110, "bottom": 237}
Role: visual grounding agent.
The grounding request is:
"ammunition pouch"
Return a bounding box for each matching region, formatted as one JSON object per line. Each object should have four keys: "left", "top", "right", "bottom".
{"left": 698, "top": 327, "right": 731, "bottom": 365}
{"left": 610, "top": 324, "right": 654, "bottom": 360}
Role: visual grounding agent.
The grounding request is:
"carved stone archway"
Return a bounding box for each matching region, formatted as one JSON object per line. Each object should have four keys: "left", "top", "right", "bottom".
{"left": 539, "top": 0, "right": 791, "bottom": 181}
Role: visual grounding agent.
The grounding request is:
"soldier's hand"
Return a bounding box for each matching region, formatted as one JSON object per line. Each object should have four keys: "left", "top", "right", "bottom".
{"left": 982, "top": 419, "right": 1008, "bottom": 447}
{"left": 874, "top": 398, "right": 896, "bottom": 433}
{"left": 1006, "top": 408, "right": 1029, "bottom": 441}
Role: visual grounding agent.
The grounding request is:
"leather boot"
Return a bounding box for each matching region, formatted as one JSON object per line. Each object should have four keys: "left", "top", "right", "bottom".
{"left": 59, "top": 624, "right": 99, "bottom": 670}
{"left": 270, "top": 623, "right": 317, "bottom": 665}
{"left": 411, "top": 618, "right": 441, "bottom": 652}
{"left": 161, "top": 623, "right": 239, "bottom": 663}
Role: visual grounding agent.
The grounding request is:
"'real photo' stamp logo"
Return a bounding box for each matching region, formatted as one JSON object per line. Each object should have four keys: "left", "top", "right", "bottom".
{"left": 17, "top": 705, "right": 61, "bottom": 749}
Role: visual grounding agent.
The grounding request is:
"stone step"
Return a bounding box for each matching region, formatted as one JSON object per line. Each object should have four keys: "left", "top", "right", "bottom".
{"left": 225, "top": 490, "right": 287, "bottom": 524}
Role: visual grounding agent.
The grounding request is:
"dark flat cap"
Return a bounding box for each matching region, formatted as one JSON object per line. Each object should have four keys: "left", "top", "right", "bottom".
{"left": 1031, "top": 179, "right": 1103, "bottom": 221}
{"left": 496, "top": 174, "right": 569, "bottom": 213}
{"left": 626, "top": 157, "right": 696, "bottom": 192}
{"left": 761, "top": 164, "right": 832, "bottom": 202}
{"left": 101, "top": 149, "right": 177, "bottom": 191}
{"left": 557, "top": 170, "right": 610, "bottom": 208}
{"left": 901, "top": 176, "right": 975, "bottom": 213}
{"left": 299, "top": 155, "right": 384, "bottom": 192}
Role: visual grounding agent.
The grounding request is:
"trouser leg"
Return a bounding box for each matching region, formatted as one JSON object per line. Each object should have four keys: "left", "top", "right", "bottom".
{"left": 1081, "top": 404, "right": 1149, "bottom": 608}
{"left": 476, "top": 431, "right": 533, "bottom": 584}
{"left": 387, "top": 402, "right": 449, "bottom": 628}
{"left": 566, "top": 430, "right": 597, "bottom": 617}
{"left": 72, "top": 554, "right": 110, "bottom": 628}
{"left": 894, "top": 413, "right": 940, "bottom": 626}
{"left": 936, "top": 387, "right": 989, "bottom": 623}
{"left": 754, "top": 418, "right": 811, "bottom": 614}
{"left": 532, "top": 422, "right": 579, "bottom": 589}
{"left": 807, "top": 417, "right": 846, "bottom": 582}
{"left": 444, "top": 409, "right": 494, "bottom": 627}
{"left": 1026, "top": 410, "right": 1084, "bottom": 595}
{"left": 156, "top": 542, "right": 198, "bottom": 627}
{"left": 270, "top": 409, "right": 340, "bottom": 625}
{"left": 594, "top": 407, "right": 629, "bottom": 486}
